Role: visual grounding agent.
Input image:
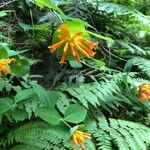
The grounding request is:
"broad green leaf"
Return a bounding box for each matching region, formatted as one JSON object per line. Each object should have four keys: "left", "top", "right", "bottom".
{"left": 87, "top": 31, "right": 114, "bottom": 42}
{"left": 0, "top": 43, "right": 17, "bottom": 57}
{"left": 0, "top": 98, "right": 13, "bottom": 115}
{"left": 0, "top": 50, "right": 7, "bottom": 58}
{"left": 47, "top": 91, "right": 60, "bottom": 107}
{"left": 12, "top": 109, "right": 29, "bottom": 122}
{"left": 0, "top": 43, "right": 9, "bottom": 58}
{"left": 53, "top": 21, "right": 89, "bottom": 43}
{"left": 69, "top": 60, "right": 82, "bottom": 68}
{"left": 7, "top": 50, "right": 17, "bottom": 57}
{"left": 10, "top": 57, "right": 30, "bottom": 77}
{"left": 14, "top": 88, "right": 35, "bottom": 103}
{"left": 64, "top": 104, "right": 87, "bottom": 123}
{"left": 32, "top": 83, "right": 50, "bottom": 104}
{"left": 35, "top": 0, "right": 64, "bottom": 16}
{"left": 35, "top": 107, "right": 61, "bottom": 125}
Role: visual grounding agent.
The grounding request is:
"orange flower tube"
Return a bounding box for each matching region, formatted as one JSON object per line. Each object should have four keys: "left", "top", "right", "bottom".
{"left": 0, "top": 58, "right": 16, "bottom": 76}
{"left": 48, "top": 25, "right": 98, "bottom": 64}
{"left": 139, "top": 83, "right": 150, "bottom": 101}
{"left": 72, "top": 130, "right": 91, "bottom": 150}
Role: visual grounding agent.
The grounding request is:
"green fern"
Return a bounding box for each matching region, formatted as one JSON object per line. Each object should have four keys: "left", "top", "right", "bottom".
{"left": 2, "top": 117, "right": 150, "bottom": 150}
{"left": 58, "top": 73, "right": 134, "bottom": 108}
{"left": 87, "top": 116, "right": 150, "bottom": 150}
{"left": 1, "top": 121, "right": 70, "bottom": 149}
{"left": 85, "top": 0, "right": 150, "bottom": 32}
{"left": 117, "top": 41, "right": 150, "bottom": 57}
{"left": 10, "top": 145, "right": 40, "bottom": 150}
{"left": 130, "top": 57, "right": 150, "bottom": 78}
{"left": 1, "top": 121, "right": 95, "bottom": 150}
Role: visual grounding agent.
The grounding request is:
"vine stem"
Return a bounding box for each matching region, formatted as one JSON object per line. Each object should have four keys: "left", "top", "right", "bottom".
{"left": 61, "top": 119, "right": 72, "bottom": 128}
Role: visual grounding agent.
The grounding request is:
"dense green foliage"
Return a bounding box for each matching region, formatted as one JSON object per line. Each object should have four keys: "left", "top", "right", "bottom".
{"left": 0, "top": 0, "right": 150, "bottom": 150}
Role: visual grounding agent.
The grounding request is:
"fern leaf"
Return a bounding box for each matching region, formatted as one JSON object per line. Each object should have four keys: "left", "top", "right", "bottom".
{"left": 89, "top": 116, "right": 150, "bottom": 150}
{"left": 59, "top": 73, "right": 133, "bottom": 108}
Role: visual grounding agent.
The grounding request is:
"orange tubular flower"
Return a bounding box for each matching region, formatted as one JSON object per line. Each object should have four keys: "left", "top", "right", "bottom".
{"left": 72, "top": 130, "right": 91, "bottom": 150}
{"left": 139, "top": 83, "right": 150, "bottom": 101}
{"left": 0, "top": 58, "right": 16, "bottom": 76}
{"left": 48, "top": 26, "right": 98, "bottom": 64}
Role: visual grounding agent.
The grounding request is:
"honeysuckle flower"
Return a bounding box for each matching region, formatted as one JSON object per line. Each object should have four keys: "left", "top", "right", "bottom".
{"left": 0, "top": 58, "right": 16, "bottom": 76}
{"left": 72, "top": 130, "right": 91, "bottom": 150}
{"left": 48, "top": 25, "right": 98, "bottom": 64}
{"left": 139, "top": 83, "right": 150, "bottom": 100}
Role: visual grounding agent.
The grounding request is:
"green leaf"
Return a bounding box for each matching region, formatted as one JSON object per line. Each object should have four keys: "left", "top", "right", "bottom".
{"left": 0, "top": 49, "right": 8, "bottom": 59}
{"left": 69, "top": 60, "right": 82, "bottom": 68}
{"left": 35, "top": 107, "right": 61, "bottom": 125}
{"left": 12, "top": 109, "right": 29, "bottom": 122}
{"left": 0, "top": 98, "right": 13, "bottom": 115}
{"left": 64, "top": 104, "right": 87, "bottom": 123}
{"left": 0, "top": 43, "right": 17, "bottom": 57}
{"left": 93, "top": 59, "right": 105, "bottom": 70}
{"left": 47, "top": 91, "right": 60, "bottom": 107}
{"left": 10, "top": 57, "right": 30, "bottom": 77}
{"left": 0, "top": 50, "right": 7, "bottom": 59}
{"left": 87, "top": 31, "right": 114, "bottom": 42}
{"left": 35, "top": 0, "right": 64, "bottom": 16}
{"left": 14, "top": 88, "right": 35, "bottom": 103}
{"left": 124, "top": 59, "right": 133, "bottom": 72}
{"left": 32, "top": 83, "right": 50, "bottom": 104}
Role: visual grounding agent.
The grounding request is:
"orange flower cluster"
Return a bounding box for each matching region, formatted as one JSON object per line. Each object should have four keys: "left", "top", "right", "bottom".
{"left": 72, "top": 130, "right": 91, "bottom": 150}
{"left": 48, "top": 26, "right": 98, "bottom": 64}
{"left": 139, "top": 83, "right": 150, "bottom": 101}
{"left": 0, "top": 58, "right": 16, "bottom": 76}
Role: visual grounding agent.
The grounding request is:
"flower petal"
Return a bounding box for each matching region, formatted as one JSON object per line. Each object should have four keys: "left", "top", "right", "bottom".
{"left": 59, "top": 43, "right": 69, "bottom": 64}
{"left": 72, "top": 134, "right": 78, "bottom": 147}
{"left": 79, "top": 43, "right": 96, "bottom": 57}
{"left": 70, "top": 43, "right": 80, "bottom": 63}
{"left": 79, "top": 37, "right": 98, "bottom": 49}
{"left": 48, "top": 40, "right": 65, "bottom": 53}
{"left": 0, "top": 58, "right": 16, "bottom": 76}
{"left": 139, "top": 83, "right": 150, "bottom": 100}
{"left": 60, "top": 26, "right": 70, "bottom": 36}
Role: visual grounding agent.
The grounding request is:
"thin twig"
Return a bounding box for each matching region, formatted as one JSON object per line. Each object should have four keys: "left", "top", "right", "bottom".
{"left": 101, "top": 45, "right": 127, "bottom": 62}
{"left": 0, "top": 0, "right": 17, "bottom": 8}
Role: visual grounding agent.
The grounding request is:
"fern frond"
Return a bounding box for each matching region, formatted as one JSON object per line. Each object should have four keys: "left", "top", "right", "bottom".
{"left": 94, "top": 130, "right": 112, "bottom": 150}
{"left": 56, "top": 93, "right": 70, "bottom": 114}
{"left": 85, "top": 0, "right": 150, "bottom": 32}
{"left": 87, "top": 116, "right": 150, "bottom": 150}
{"left": 118, "top": 41, "right": 150, "bottom": 57}
{"left": 2, "top": 121, "right": 71, "bottom": 150}
{"left": 10, "top": 144, "right": 40, "bottom": 150}
{"left": 58, "top": 73, "right": 134, "bottom": 108}
{"left": 130, "top": 57, "right": 150, "bottom": 78}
